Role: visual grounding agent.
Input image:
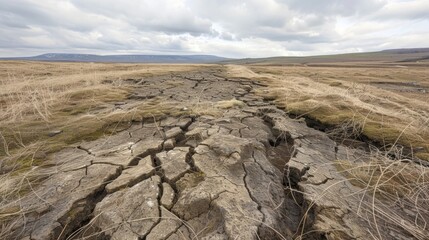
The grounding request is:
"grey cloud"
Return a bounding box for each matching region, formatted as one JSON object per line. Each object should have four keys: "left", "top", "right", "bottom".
{"left": 71, "top": 0, "right": 213, "bottom": 36}
{"left": 189, "top": 0, "right": 340, "bottom": 43}
{"left": 0, "top": 1, "right": 100, "bottom": 32}
{"left": 0, "top": 11, "right": 30, "bottom": 29}
{"left": 136, "top": 18, "right": 212, "bottom": 36}
{"left": 372, "top": 0, "right": 429, "bottom": 20}
{"left": 0, "top": 0, "right": 428, "bottom": 58}
{"left": 283, "top": 0, "right": 387, "bottom": 16}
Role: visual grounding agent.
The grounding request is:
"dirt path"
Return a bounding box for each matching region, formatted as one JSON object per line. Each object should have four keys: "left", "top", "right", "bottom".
{"left": 3, "top": 66, "right": 425, "bottom": 240}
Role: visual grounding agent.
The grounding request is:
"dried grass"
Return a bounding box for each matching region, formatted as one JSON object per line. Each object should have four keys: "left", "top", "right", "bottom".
{"left": 226, "top": 64, "right": 429, "bottom": 160}
{"left": 335, "top": 147, "right": 429, "bottom": 240}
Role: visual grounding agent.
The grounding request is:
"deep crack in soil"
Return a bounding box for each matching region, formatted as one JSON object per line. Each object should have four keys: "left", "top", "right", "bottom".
{"left": 3, "top": 66, "right": 426, "bottom": 240}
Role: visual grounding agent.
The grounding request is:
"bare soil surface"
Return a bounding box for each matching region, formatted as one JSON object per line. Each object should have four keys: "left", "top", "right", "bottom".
{"left": 2, "top": 67, "right": 427, "bottom": 240}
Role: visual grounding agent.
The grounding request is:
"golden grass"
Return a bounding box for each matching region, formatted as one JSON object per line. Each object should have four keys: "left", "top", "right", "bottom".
{"left": 0, "top": 61, "right": 246, "bottom": 186}
{"left": 334, "top": 148, "right": 429, "bottom": 240}
{"left": 0, "top": 61, "right": 205, "bottom": 169}
{"left": 227, "top": 64, "right": 429, "bottom": 238}
{"left": 0, "top": 61, "right": 200, "bottom": 123}
{"left": 0, "top": 61, "right": 212, "bottom": 237}
{"left": 215, "top": 98, "right": 246, "bottom": 109}
{"left": 226, "top": 65, "right": 429, "bottom": 161}
{"left": 1, "top": 61, "right": 428, "bottom": 239}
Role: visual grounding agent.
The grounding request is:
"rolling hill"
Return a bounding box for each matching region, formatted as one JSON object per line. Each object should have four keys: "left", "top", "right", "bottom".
{"left": 224, "top": 48, "right": 429, "bottom": 65}
{"left": 1, "top": 53, "right": 229, "bottom": 63}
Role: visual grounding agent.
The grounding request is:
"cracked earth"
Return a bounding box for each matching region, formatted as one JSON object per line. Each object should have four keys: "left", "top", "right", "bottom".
{"left": 4, "top": 66, "right": 421, "bottom": 240}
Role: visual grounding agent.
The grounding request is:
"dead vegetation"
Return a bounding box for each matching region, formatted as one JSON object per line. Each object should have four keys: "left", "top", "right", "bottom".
{"left": 0, "top": 62, "right": 209, "bottom": 223}
{"left": 0, "top": 62, "right": 254, "bottom": 236}
{"left": 0, "top": 61, "right": 202, "bottom": 160}
{"left": 226, "top": 65, "right": 429, "bottom": 161}
{"left": 227, "top": 64, "right": 429, "bottom": 239}
{"left": 335, "top": 148, "right": 429, "bottom": 240}
{"left": 1, "top": 61, "right": 429, "bottom": 239}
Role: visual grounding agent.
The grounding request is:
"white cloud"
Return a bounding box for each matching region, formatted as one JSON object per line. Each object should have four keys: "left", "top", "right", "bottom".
{"left": 373, "top": 0, "right": 429, "bottom": 20}
{"left": 0, "top": 0, "right": 427, "bottom": 57}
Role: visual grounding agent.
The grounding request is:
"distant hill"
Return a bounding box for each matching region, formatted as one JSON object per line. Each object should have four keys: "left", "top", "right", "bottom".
{"left": 2, "top": 48, "right": 429, "bottom": 65}
{"left": 380, "top": 48, "right": 429, "bottom": 54}
{"left": 224, "top": 48, "right": 429, "bottom": 65}
{"left": 1, "top": 53, "right": 230, "bottom": 63}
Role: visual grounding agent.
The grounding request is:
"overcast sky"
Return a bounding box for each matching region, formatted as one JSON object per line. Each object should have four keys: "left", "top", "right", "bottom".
{"left": 0, "top": 0, "right": 428, "bottom": 58}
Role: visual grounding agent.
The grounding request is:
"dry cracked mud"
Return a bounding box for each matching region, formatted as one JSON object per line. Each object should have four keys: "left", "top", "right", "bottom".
{"left": 3, "top": 67, "right": 424, "bottom": 240}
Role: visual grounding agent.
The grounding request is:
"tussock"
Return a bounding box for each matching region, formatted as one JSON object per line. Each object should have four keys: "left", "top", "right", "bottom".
{"left": 215, "top": 98, "right": 246, "bottom": 109}
{"left": 227, "top": 64, "right": 429, "bottom": 160}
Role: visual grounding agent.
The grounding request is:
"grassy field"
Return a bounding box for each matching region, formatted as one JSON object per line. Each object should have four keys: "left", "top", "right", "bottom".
{"left": 225, "top": 48, "right": 429, "bottom": 66}
{"left": 227, "top": 63, "right": 429, "bottom": 239}
{"left": 0, "top": 61, "right": 206, "bottom": 172}
{"left": 227, "top": 64, "right": 429, "bottom": 161}
{"left": 1, "top": 60, "right": 427, "bottom": 172}
{"left": 0, "top": 60, "right": 428, "bottom": 239}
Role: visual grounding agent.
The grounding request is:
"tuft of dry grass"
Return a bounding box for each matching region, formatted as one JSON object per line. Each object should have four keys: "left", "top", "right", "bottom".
{"left": 0, "top": 61, "right": 200, "bottom": 124}
{"left": 0, "top": 61, "right": 211, "bottom": 238}
{"left": 227, "top": 64, "right": 429, "bottom": 238}
{"left": 0, "top": 61, "right": 209, "bottom": 197}
{"left": 0, "top": 61, "right": 202, "bottom": 155}
{"left": 215, "top": 98, "right": 246, "bottom": 109}
{"left": 335, "top": 147, "right": 429, "bottom": 240}
{"left": 226, "top": 64, "right": 429, "bottom": 161}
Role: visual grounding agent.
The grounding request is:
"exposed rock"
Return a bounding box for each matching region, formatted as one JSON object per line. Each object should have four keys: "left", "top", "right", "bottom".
{"left": 92, "top": 154, "right": 135, "bottom": 167}
{"left": 279, "top": 115, "right": 395, "bottom": 239}
{"left": 215, "top": 118, "right": 248, "bottom": 131}
{"left": 197, "top": 133, "right": 254, "bottom": 159}
{"left": 10, "top": 162, "right": 121, "bottom": 240}
{"left": 176, "top": 117, "right": 193, "bottom": 130}
{"left": 164, "top": 127, "right": 183, "bottom": 139}
{"left": 146, "top": 207, "right": 182, "bottom": 240}
{"left": 170, "top": 133, "right": 289, "bottom": 239}
{"left": 80, "top": 130, "right": 137, "bottom": 156}
{"left": 185, "top": 139, "right": 198, "bottom": 148}
{"left": 160, "top": 117, "right": 178, "bottom": 127}
{"left": 185, "top": 126, "right": 209, "bottom": 140}
{"left": 90, "top": 142, "right": 133, "bottom": 157}
{"left": 105, "top": 156, "right": 155, "bottom": 193}
{"left": 156, "top": 147, "right": 191, "bottom": 183}
{"left": 93, "top": 176, "right": 161, "bottom": 239}
{"left": 185, "top": 122, "right": 220, "bottom": 141}
{"left": 241, "top": 117, "right": 274, "bottom": 146}
{"left": 163, "top": 138, "right": 176, "bottom": 150}
{"left": 175, "top": 172, "right": 205, "bottom": 193}
{"left": 161, "top": 183, "right": 175, "bottom": 209}
{"left": 5, "top": 67, "right": 422, "bottom": 240}
{"left": 131, "top": 139, "right": 163, "bottom": 158}
{"left": 165, "top": 225, "right": 193, "bottom": 240}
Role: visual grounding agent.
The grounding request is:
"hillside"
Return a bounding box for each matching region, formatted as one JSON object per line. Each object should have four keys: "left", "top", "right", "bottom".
{"left": 1, "top": 53, "right": 229, "bottom": 63}
{"left": 225, "top": 48, "right": 429, "bottom": 65}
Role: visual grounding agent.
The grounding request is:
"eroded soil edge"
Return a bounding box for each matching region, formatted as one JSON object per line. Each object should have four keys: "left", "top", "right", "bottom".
{"left": 3, "top": 66, "right": 425, "bottom": 240}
